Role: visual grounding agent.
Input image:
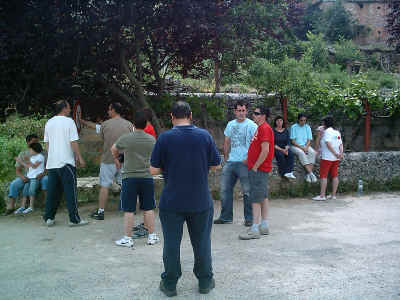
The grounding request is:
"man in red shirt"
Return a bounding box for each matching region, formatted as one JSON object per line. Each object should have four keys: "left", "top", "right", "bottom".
{"left": 239, "top": 106, "right": 274, "bottom": 240}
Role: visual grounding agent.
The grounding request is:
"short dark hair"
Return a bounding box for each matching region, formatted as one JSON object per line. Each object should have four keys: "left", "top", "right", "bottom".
{"left": 54, "top": 100, "right": 69, "bottom": 115}
{"left": 234, "top": 100, "right": 248, "bottom": 109}
{"left": 273, "top": 115, "right": 285, "bottom": 128}
{"left": 134, "top": 111, "right": 147, "bottom": 130}
{"left": 26, "top": 134, "right": 39, "bottom": 143}
{"left": 141, "top": 108, "right": 153, "bottom": 122}
{"left": 297, "top": 113, "right": 307, "bottom": 121}
{"left": 257, "top": 105, "right": 270, "bottom": 118}
{"left": 322, "top": 115, "right": 334, "bottom": 128}
{"left": 29, "top": 142, "right": 43, "bottom": 154}
{"left": 171, "top": 101, "right": 191, "bottom": 119}
{"left": 110, "top": 102, "right": 123, "bottom": 115}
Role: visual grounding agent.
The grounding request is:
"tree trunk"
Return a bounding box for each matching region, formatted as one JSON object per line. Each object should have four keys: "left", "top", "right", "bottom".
{"left": 214, "top": 59, "right": 222, "bottom": 93}
{"left": 121, "top": 48, "right": 164, "bottom": 133}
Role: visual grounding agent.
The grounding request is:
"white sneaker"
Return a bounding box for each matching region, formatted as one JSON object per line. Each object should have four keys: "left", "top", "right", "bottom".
{"left": 45, "top": 219, "right": 55, "bottom": 227}
{"left": 115, "top": 236, "right": 134, "bottom": 248}
{"left": 147, "top": 234, "right": 160, "bottom": 245}
{"left": 68, "top": 220, "right": 89, "bottom": 227}
{"left": 310, "top": 173, "right": 318, "bottom": 183}
{"left": 14, "top": 207, "right": 25, "bottom": 214}
{"left": 327, "top": 194, "right": 337, "bottom": 200}
{"left": 22, "top": 207, "right": 33, "bottom": 214}
{"left": 312, "top": 195, "right": 327, "bottom": 201}
{"left": 305, "top": 174, "right": 312, "bottom": 183}
{"left": 287, "top": 173, "right": 296, "bottom": 179}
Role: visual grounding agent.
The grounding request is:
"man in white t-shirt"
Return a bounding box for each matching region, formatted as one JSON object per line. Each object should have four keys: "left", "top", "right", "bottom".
{"left": 43, "top": 100, "right": 88, "bottom": 226}
{"left": 312, "top": 116, "right": 343, "bottom": 201}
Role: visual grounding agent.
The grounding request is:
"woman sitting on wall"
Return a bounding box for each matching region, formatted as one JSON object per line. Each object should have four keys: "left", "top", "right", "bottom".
{"left": 273, "top": 116, "right": 296, "bottom": 180}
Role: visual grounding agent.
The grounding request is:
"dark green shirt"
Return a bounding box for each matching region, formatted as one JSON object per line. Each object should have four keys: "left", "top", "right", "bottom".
{"left": 115, "top": 130, "right": 155, "bottom": 179}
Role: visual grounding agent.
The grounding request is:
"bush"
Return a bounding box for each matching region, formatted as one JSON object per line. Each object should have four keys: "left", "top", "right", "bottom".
{"left": 0, "top": 114, "right": 48, "bottom": 139}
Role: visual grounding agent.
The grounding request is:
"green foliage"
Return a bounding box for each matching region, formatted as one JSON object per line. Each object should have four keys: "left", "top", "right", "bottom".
{"left": 0, "top": 136, "right": 26, "bottom": 182}
{"left": 0, "top": 114, "right": 48, "bottom": 139}
{"left": 301, "top": 32, "right": 329, "bottom": 71}
{"left": 333, "top": 38, "right": 364, "bottom": 70}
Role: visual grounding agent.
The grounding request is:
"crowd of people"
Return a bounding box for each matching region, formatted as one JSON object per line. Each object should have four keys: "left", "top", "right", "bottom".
{"left": 3, "top": 99, "right": 344, "bottom": 297}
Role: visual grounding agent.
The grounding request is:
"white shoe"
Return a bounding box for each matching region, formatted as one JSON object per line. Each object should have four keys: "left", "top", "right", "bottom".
{"left": 312, "top": 195, "right": 327, "bottom": 201}
{"left": 68, "top": 220, "right": 89, "bottom": 227}
{"left": 45, "top": 219, "right": 55, "bottom": 227}
{"left": 305, "top": 174, "right": 312, "bottom": 183}
{"left": 22, "top": 207, "right": 33, "bottom": 214}
{"left": 147, "top": 234, "right": 160, "bottom": 245}
{"left": 310, "top": 173, "right": 318, "bottom": 183}
{"left": 327, "top": 194, "right": 337, "bottom": 200}
{"left": 14, "top": 207, "right": 25, "bottom": 214}
{"left": 287, "top": 173, "right": 296, "bottom": 179}
{"left": 115, "top": 236, "right": 134, "bottom": 248}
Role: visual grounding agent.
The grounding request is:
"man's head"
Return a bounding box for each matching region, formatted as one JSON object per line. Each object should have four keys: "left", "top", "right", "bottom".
{"left": 141, "top": 108, "right": 153, "bottom": 122}
{"left": 108, "top": 102, "right": 123, "bottom": 118}
{"left": 297, "top": 113, "right": 307, "bottom": 126}
{"left": 253, "top": 105, "right": 270, "bottom": 125}
{"left": 29, "top": 142, "right": 43, "bottom": 155}
{"left": 322, "top": 115, "right": 334, "bottom": 128}
{"left": 234, "top": 100, "right": 248, "bottom": 122}
{"left": 171, "top": 101, "right": 192, "bottom": 120}
{"left": 26, "top": 134, "right": 39, "bottom": 145}
{"left": 54, "top": 100, "right": 71, "bottom": 116}
{"left": 134, "top": 111, "right": 147, "bottom": 130}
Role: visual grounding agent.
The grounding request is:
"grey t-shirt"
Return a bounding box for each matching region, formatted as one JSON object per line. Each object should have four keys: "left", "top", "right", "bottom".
{"left": 100, "top": 117, "right": 134, "bottom": 164}
{"left": 115, "top": 130, "right": 155, "bottom": 179}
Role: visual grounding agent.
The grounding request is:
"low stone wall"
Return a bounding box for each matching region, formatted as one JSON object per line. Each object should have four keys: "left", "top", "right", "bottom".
{"left": 76, "top": 151, "right": 400, "bottom": 203}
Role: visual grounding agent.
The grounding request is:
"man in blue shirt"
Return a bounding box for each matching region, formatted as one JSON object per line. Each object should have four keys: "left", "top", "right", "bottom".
{"left": 150, "top": 101, "right": 221, "bottom": 297}
{"left": 290, "top": 113, "right": 317, "bottom": 183}
{"left": 214, "top": 100, "right": 257, "bottom": 227}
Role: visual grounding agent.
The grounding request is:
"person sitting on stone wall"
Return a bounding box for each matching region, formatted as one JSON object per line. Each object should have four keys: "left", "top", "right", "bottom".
{"left": 290, "top": 113, "right": 317, "bottom": 183}
{"left": 3, "top": 134, "right": 48, "bottom": 216}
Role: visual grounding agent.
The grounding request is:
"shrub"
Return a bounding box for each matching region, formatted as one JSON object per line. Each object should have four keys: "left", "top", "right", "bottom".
{"left": 0, "top": 114, "right": 48, "bottom": 139}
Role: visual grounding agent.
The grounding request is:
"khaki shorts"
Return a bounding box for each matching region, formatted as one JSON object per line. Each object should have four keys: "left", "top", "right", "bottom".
{"left": 99, "top": 163, "right": 121, "bottom": 187}
{"left": 290, "top": 146, "right": 316, "bottom": 166}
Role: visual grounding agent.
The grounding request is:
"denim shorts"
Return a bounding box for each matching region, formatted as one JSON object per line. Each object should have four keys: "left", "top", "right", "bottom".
{"left": 120, "top": 177, "right": 155, "bottom": 212}
{"left": 99, "top": 163, "right": 121, "bottom": 187}
{"left": 249, "top": 170, "right": 269, "bottom": 203}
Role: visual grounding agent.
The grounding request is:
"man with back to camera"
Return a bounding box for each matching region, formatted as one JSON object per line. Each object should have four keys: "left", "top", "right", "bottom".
{"left": 290, "top": 113, "right": 318, "bottom": 183}
{"left": 150, "top": 101, "right": 221, "bottom": 297}
{"left": 111, "top": 111, "right": 160, "bottom": 247}
{"left": 239, "top": 106, "right": 274, "bottom": 240}
{"left": 214, "top": 100, "right": 257, "bottom": 227}
{"left": 43, "top": 100, "right": 88, "bottom": 227}
{"left": 80, "top": 102, "right": 133, "bottom": 220}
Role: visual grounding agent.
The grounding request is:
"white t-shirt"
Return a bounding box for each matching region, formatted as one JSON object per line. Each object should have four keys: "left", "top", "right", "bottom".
{"left": 44, "top": 116, "right": 79, "bottom": 169}
{"left": 27, "top": 153, "right": 45, "bottom": 179}
{"left": 321, "top": 127, "right": 342, "bottom": 161}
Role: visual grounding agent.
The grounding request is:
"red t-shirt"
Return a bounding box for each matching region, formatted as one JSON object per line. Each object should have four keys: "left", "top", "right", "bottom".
{"left": 144, "top": 123, "right": 157, "bottom": 139}
{"left": 247, "top": 122, "right": 274, "bottom": 172}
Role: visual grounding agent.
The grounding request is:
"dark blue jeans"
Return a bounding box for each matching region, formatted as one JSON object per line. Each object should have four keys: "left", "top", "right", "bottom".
{"left": 159, "top": 207, "right": 214, "bottom": 290}
{"left": 274, "top": 149, "right": 294, "bottom": 177}
{"left": 43, "top": 164, "right": 81, "bottom": 223}
{"left": 219, "top": 162, "right": 252, "bottom": 222}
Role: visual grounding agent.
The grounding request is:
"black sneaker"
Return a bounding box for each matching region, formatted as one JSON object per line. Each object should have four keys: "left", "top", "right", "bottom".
{"left": 132, "top": 227, "right": 149, "bottom": 239}
{"left": 213, "top": 218, "right": 233, "bottom": 224}
{"left": 244, "top": 220, "right": 253, "bottom": 227}
{"left": 90, "top": 210, "right": 104, "bottom": 220}
{"left": 133, "top": 223, "right": 145, "bottom": 231}
{"left": 159, "top": 280, "right": 177, "bottom": 297}
{"left": 199, "top": 278, "right": 215, "bottom": 294}
{"left": 3, "top": 208, "right": 15, "bottom": 216}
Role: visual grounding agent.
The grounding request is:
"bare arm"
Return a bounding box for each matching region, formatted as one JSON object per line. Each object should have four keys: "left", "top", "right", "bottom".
{"left": 326, "top": 141, "right": 343, "bottom": 160}
{"left": 15, "top": 166, "right": 28, "bottom": 182}
{"left": 291, "top": 139, "right": 305, "bottom": 152}
{"left": 110, "top": 144, "right": 121, "bottom": 169}
{"left": 315, "top": 131, "right": 322, "bottom": 152}
{"left": 251, "top": 141, "right": 269, "bottom": 172}
{"left": 80, "top": 119, "right": 98, "bottom": 130}
{"left": 71, "top": 141, "right": 85, "bottom": 168}
{"left": 223, "top": 136, "right": 231, "bottom": 162}
{"left": 150, "top": 166, "right": 162, "bottom": 175}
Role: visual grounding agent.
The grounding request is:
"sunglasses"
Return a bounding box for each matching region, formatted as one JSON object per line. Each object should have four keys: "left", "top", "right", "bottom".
{"left": 253, "top": 111, "right": 262, "bottom": 115}
{"left": 235, "top": 109, "right": 246, "bottom": 112}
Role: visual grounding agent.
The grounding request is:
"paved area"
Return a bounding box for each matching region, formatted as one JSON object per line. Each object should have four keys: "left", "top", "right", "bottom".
{"left": 1, "top": 192, "right": 400, "bottom": 300}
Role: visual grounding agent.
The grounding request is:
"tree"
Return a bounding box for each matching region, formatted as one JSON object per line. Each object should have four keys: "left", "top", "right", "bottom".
{"left": 386, "top": 0, "right": 400, "bottom": 52}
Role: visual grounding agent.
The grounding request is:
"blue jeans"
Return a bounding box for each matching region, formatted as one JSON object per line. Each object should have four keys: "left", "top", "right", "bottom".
{"left": 22, "top": 179, "right": 40, "bottom": 197}
{"left": 274, "top": 149, "right": 294, "bottom": 176}
{"left": 219, "top": 162, "right": 252, "bottom": 222}
{"left": 159, "top": 207, "right": 214, "bottom": 290}
{"left": 8, "top": 176, "right": 48, "bottom": 199}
